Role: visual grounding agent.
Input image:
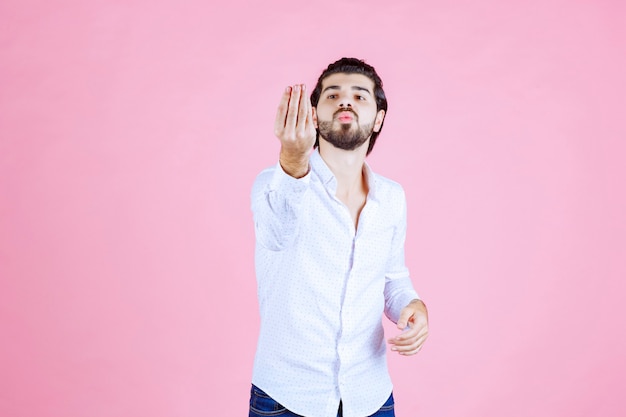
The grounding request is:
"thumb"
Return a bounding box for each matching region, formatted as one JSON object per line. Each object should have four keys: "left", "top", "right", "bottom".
{"left": 397, "top": 308, "right": 412, "bottom": 330}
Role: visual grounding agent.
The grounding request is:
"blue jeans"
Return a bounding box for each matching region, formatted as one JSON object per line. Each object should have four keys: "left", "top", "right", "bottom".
{"left": 249, "top": 384, "right": 395, "bottom": 417}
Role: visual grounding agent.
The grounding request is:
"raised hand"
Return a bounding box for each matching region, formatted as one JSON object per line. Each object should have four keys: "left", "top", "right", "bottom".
{"left": 274, "top": 84, "right": 316, "bottom": 178}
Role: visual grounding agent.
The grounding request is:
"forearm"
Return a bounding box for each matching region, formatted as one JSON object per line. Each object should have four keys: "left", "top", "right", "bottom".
{"left": 252, "top": 163, "right": 310, "bottom": 251}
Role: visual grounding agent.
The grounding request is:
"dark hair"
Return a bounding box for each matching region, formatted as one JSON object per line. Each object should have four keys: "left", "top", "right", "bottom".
{"left": 310, "top": 57, "right": 388, "bottom": 155}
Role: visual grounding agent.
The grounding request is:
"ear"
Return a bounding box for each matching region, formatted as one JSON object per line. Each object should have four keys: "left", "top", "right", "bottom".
{"left": 312, "top": 107, "right": 318, "bottom": 128}
{"left": 373, "top": 110, "right": 385, "bottom": 132}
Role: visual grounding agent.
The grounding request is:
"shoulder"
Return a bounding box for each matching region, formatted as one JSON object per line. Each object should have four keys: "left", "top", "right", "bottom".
{"left": 371, "top": 172, "right": 408, "bottom": 227}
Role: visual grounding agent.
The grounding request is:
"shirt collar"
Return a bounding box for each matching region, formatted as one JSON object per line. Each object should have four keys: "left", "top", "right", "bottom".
{"left": 310, "top": 149, "right": 379, "bottom": 202}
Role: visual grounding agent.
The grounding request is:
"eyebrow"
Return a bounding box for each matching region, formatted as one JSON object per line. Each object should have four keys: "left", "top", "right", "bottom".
{"left": 322, "top": 85, "right": 372, "bottom": 96}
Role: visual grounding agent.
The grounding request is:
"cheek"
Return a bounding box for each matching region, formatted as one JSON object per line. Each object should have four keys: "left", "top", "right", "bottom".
{"left": 364, "top": 110, "right": 379, "bottom": 125}
{"left": 317, "top": 109, "right": 335, "bottom": 123}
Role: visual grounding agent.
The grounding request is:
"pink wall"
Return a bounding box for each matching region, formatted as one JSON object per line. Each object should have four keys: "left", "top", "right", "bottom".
{"left": 1, "top": 1, "right": 625, "bottom": 416}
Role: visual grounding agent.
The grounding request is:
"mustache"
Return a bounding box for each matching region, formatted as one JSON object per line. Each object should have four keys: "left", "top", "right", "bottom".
{"left": 333, "top": 108, "right": 358, "bottom": 118}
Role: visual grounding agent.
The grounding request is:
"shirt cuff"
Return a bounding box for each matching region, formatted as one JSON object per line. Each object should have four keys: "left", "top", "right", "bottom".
{"left": 385, "top": 277, "right": 420, "bottom": 324}
{"left": 269, "top": 161, "right": 311, "bottom": 193}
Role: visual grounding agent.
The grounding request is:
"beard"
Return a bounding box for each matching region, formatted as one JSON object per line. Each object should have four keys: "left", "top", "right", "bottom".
{"left": 317, "top": 111, "right": 375, "bottom": 151}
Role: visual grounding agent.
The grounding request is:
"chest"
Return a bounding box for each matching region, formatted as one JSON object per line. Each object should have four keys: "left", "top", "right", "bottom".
{"left": 337, "top": 192, "right": 367, "bottom": 230}
{"left": 294, "top": 190, "right": 396, "bottom": 282}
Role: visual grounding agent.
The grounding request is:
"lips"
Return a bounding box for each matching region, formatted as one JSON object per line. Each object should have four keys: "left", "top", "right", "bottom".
{"left": 336, "top": 111, "right": 355, "bottom": 123}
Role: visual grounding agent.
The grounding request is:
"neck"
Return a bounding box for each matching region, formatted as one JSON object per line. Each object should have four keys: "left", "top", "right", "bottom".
{"left": 318, "top": 139, "right": 368, "bottom": 197}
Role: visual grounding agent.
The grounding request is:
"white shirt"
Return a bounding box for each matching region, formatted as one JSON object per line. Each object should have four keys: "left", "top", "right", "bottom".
{"left": 251, "top": 150, "right": 419, "bottom": 417}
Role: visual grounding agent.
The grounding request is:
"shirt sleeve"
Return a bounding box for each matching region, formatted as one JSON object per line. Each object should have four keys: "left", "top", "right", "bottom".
{"left": 383, "top": 186, "right": 420, "bottom": 324}
{"left": 251, "top": 161, "right": 311, "bottom": 251}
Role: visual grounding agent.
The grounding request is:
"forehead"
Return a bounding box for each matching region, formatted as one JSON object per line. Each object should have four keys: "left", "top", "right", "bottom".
{"left": 320, "top": 73, "right": 375, "bottom": 92}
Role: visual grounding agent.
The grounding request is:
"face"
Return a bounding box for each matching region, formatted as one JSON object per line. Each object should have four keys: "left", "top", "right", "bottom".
{"left": 313, "top": 73, "right": 385, "bottom": 152}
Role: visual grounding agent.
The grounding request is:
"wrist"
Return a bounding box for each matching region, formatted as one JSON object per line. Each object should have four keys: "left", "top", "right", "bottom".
{"left": 279, "top": 150, "right": 310, "bottom": 178}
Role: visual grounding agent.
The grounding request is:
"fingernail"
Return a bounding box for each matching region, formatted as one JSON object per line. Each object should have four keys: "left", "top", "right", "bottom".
{"left": 286, "top": 86, "right": 291, "bottom": 93}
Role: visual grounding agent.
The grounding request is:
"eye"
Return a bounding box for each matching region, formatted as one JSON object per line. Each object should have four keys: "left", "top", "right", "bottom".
{"left": 356, "top": 95, "right": 366, "bottom": 101}
{"left": 327, "top": 94, "right": 337, "bottom": 99}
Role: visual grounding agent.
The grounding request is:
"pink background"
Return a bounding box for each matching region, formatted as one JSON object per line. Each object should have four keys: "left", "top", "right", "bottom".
{"left": 1, "top": 0, "right": 625, "bottom": 416}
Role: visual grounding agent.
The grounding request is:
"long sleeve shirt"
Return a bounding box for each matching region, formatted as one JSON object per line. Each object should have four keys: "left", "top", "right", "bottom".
{"left": 251, "top": 149, "right": 419, "bottom": 417}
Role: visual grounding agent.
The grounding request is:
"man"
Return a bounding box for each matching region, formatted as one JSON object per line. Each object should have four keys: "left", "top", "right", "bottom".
{"left": 250, "top": 58, "right": 429, "bottom": 417}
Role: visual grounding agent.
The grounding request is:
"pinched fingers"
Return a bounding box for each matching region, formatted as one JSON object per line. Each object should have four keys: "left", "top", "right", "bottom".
{"left": 388, "top": 319, "right": 429, "bottom": 356}
{"left": 275, "top": 85, "right": 313, "bottom": 140}
{"left": 274, "top": 84, "right": 316, "bottom": 168}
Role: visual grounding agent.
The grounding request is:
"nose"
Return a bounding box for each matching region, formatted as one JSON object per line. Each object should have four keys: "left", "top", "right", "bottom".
{"left": 338, "top": 93, "right": 353, "bottom": 108}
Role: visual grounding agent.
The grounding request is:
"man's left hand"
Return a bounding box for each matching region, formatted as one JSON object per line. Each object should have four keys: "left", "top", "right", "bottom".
{"left": 388, "top": 299, "right": 429, "bottom": 356}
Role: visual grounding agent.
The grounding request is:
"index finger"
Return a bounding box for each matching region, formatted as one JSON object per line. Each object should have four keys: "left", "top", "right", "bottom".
{"left": 391, "top": 323, "right": 420, "bottom": 342}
